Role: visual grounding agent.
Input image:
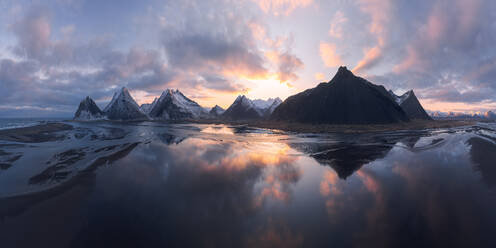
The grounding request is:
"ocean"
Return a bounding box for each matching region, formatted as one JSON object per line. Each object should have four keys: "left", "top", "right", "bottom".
{"left": 0, "top": 118, "right": 67, "bottom": 130}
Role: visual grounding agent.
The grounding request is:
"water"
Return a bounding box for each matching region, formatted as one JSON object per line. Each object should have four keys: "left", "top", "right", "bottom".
{"left": 0, "top": 118, "right": 67, "bottom": 130}
{"left": 1, "top": 122, "right": 496, "bottom": 247}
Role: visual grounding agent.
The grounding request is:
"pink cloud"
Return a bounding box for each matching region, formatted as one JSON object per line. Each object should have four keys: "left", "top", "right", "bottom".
{"left": 328, "top": 11, "right": 347, "bottom": 39}
{"left": 253, "top": 0, "right": 313, "bottom": 16}
{"left": 351, "top": 0, "right": 392, "bottom": 73}
{"left": 352, "top": 45, "right": 381, "bottom": 73}
{"left": 394, "top": 0, "right": 484, "bottom": 74}
{"left": 11, "top": 8, "right": 52, "bottom": 59}
{"left": 319, "top": 42, "right": 344, "bottom": 68}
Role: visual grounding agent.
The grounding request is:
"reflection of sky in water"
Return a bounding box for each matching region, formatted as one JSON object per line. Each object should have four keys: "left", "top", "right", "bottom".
{"left": 1, "top": 123, "right": 496, "bottom": 247}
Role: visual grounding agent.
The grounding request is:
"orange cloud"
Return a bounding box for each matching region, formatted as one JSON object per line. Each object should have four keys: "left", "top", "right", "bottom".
{"left": 352, "top": 45, "right": 382, "bottom": 73}
{"left": 253, "top": 0, "right": 313, "bottom": 16}
{"left": 319, "top": 42, "right": 344, "bottom": 68}
{"left": 319, "top": 170, "right": 340, "bottom": 197}
{"left": 421, "top": 99, "right": 496, "bottom": 113}
{"left": 353, "top": 0, "right": 391, "bottom": 73}
{"left": 314, "top": 72, "right": 325, "bottom": 81}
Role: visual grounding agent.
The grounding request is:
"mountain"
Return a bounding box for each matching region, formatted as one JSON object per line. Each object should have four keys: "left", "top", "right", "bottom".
{"left": 484, "top": 111, "right": 496, "bottom": 120}
{"left": 266, "top": 97, "right": 282, "bottom": 115}
{"left": 148, "top": 89, "right": 208, "bottom": 120}
{"left": 74, "top": 96, "right": 104, "bottom": 120}
{"left": 222, "top": 95, "right": 263, "bottom": 120}
{"left": 140, "top": 97, "right": 158, "bottom": 114}
{"left": 209, "top": 105, "right": 225, "bottom": 116}
{"left": 252, "top": 98, "right": 282, "bottom": 110}
{"left": 222, "top": 96, "right": 283, "bottom": 120}
{"left": 271, "top": 66, "right": 409, "bottom": 124}
{"left": 103, "top": 87, "right": 148, "bottom": 120}
{"left": 389, "top": 90, "right": 432, "bottom": 120}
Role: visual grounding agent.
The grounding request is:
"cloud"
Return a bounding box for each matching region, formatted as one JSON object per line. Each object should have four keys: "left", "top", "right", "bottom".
{"left": 314, "top": 73, "right": 325, "bottom": 81}
{"left": 352, "top": 46, "right": 382, "bottom": 73}
{"left": 1, "top": 1, "right": 281, "bottom": 116}
{"left": 163, "top": 33, "right": 268, "bottom": 79}
{"left": 10, "top": 7, "right": 52, "bottom": 60}
{"left": 328, "top": 11, "right": 347, "bottom": 39}
{"left": 320, "top": 42, "right": 343, "bottom": 68}
{"left": 265, "top": 50, "right": 304, "bottom": 83}
{"left": 252, "top": 0, "right": 313, "bottom": 16}
{"left": 351, "top": 0, "right": 391, "bottom": 73}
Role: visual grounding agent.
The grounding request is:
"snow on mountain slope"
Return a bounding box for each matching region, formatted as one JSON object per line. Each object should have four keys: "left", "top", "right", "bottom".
{"left": 148, "top": 89, "right": 208, "bottom": 120}
{"left": 74, "top": 96, "right": 104, "bottom": 120}
{"left": 389, "top": 90, "right": 412, "bottom": 105}
{"left": 103, "top": 87, "right": 148, "bottom": 120}
{"left": 222, "top": 95, "right": 282, "bottom": 119}
{"left": 209, "top": 105, "right": 225, "bottom": 116}
{"left": 266, "top": 97, "right": 282, "bottom": 115}
{"left": 389, "top": 90, "right": 431, "bottom": 120}
{"left": 252, "top": 98, "right": 281, "bottom": 110}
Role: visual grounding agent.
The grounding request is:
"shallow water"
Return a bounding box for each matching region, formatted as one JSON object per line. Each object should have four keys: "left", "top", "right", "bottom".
{"left": 0, "top": 118, "right": 66, "bottom": 130}
{"left": 1, "top": 122, "right": 496, "bottom": 247}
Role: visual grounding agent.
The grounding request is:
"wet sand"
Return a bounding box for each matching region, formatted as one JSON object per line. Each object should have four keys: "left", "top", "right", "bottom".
{"left": 0, "top": 123, "right": 73, "bottom": 143}
{"left": 191, "top": 119, "right": 477, "bottom": 133}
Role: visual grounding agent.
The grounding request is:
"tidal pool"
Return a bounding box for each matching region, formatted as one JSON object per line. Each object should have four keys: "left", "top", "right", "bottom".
{"left": 0, "top": 122, "right": 495, "bottom": 247}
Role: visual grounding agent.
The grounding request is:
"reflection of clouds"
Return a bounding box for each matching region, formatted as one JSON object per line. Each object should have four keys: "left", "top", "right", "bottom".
{"left": 246, "top": 218, "right": 304, "bottom": 248}
{"left": 319, "top": 170, "right": 340, "bottom": 197}
{"left": 200, "top": 125, "right": 234, "bottom": 135}
{"left": 66, "top": 136, "right": 305, "bottom": 247}
{"left": 350, "top": 139, "right": 492, "bottom": 247}
{"left": 256, "top": 163, "right": 302, "bottom": 206}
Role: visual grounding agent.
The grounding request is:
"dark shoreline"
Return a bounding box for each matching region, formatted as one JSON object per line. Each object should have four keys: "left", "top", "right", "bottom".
{"left": 0, "top": 119, "right": 482, "bottom": 143}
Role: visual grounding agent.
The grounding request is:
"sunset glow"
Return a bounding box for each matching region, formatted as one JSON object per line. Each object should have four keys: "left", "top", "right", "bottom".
{"left": 0, "top": 0, "right": 495, "bottom": 117}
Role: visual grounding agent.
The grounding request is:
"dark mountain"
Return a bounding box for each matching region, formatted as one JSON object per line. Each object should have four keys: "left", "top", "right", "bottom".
{"left": 74, "top": 96, "right": 104, "bottom": 120}
{"left": 271, "top": 66, "right": 409, "bottom": 124}
{"left": 148, "top": 89, "right": 208, "bottom": 120}
{"left": 484, "top": 111, "right": 496, "bottom": 120}
{"left": 209, "top": 105, "right": 225, "bottom": 117}
{"left": 222, "top": 95, "right": 263, "bottom": 120}
{"left": 103, "top": 87, "right": 148, "bottom": 120}
{"left": 389, "top": 90, "right": 432, "bottom": 120}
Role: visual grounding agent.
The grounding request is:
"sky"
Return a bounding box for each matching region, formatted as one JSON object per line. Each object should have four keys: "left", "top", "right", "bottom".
{"left": 1, "top": 0, "right": 496, "bottom": 117}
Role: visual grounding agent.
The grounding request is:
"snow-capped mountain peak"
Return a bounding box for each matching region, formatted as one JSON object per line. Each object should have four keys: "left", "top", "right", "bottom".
{"left": 148, "top": 89, "right": 208, "bottom": 120}
{"left": 252, "top": 97, "right": 281, "bottom": 109}
{"left": 210, "top": 105, "right": 225, "bottom": 116}
{"left": 103, "top": 87, "right": 148, "bottom": 120}
{"left": 222, "top": 95, "right": 283, "bottom": 119}
{"left": 104, "top": 87, "right": 141, "bottom": 112}
{"left": 74, "top": 96, "right": 104, "bottom": 120}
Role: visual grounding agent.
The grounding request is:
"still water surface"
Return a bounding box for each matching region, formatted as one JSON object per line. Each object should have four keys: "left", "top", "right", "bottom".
{"left": 0, "top": 122, "right": 496, "bottom": 247}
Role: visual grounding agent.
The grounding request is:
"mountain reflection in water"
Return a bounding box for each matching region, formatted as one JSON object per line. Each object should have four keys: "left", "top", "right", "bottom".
{"left": 0, "top": 122, "right": 496, "bottom": 247}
